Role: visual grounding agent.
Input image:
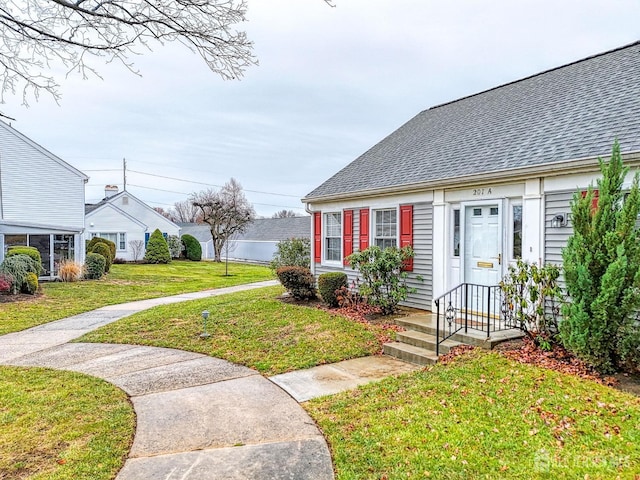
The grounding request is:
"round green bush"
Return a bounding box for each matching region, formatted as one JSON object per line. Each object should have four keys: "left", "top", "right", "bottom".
{"left": 318, "top": 272, "right": 348, "bottom": 307}
{"left": 90, "top": 242, "right": 112, "bottom": 273}
{"left": 276, "top": 266, "right": 317, "bottom": 300}
{"left": 6, "top": 246, "right": 42, "bottom": 275}
{"left": 144, "top": 229, "right": 171, "bottom": 264}
{"left": 84, "top": 252, "right": 106, "bottom": 279}
{"left": 23, "top": 272, "right": 39, "bottom": 294}
{"left": 87, "top": 237, "right": 116, "bottom": 261}
{"left": 181, "top": 234, "right": 202, "bottom": 261}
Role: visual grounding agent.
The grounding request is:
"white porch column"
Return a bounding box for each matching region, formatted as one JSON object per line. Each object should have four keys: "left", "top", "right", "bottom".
{"left": 431, "top": 189, "right": 447, "bottom": 309}
{"left": 522, "top": 178, "right": 543, "bottom": 264}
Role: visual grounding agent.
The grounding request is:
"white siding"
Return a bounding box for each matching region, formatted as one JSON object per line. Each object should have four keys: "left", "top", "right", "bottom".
{"left": 85, "top": 194, "right": 181, "bottom": 261}
{"left": 0, "top": 125, "right": 85, "bottom": 229}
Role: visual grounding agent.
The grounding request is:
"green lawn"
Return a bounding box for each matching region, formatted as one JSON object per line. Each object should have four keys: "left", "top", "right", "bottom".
{"left": 0, "top": 366, "right": 134, "bottom": 480}
{"left": 0, "top": 261, "right": 273, "bottom": 335}
{"left": 78, "top": 286, "right": 386, "bottom": 375}
{"left": 306, "top": 350, "right": 640, "bottom": 479}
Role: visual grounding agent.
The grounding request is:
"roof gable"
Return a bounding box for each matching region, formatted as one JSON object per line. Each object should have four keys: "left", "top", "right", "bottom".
{"left": 0, "top": 120, "right": 89, "bottom": 182}
{"left": 305, "top": 41, "right": 640, "bottom": 200}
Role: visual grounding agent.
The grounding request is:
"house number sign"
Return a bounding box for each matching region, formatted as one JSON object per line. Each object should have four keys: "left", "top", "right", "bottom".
{"left": 472, "top": 187, "right": 493, "bottom": 196}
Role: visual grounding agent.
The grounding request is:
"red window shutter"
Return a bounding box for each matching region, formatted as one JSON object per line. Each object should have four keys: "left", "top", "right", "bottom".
{"left": 581, "top": 189, "right": 599, "bottom": 213}
{"left": 313, "top": 212, "right": 321, "bottom": 263}
{"left": 359, "top": 208, "right": 369, "bottom": 251}
{"left": 399, "top": 204, "right": 414, "bottom": 271}
{"left": 343, "top": 210, "right": 353, "bottom": 265}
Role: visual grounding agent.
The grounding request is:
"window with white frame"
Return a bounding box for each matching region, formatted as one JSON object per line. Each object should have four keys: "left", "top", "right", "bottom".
{"left": 324, "top": 212, "right": 342, "bottom": 262}
{"left": 512, "top": 204, "right": 522, "bottom": 259}
{"left": 453, "top": 208, "right": 460, "bottom": 257}
{"left": 374, "top": 208, "right": 397, "bottom": 249}
{"left": 93, "top": 232, "right": 127, "bottom": 251}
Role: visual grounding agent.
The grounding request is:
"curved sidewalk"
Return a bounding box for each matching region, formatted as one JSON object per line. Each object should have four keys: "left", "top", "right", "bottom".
{"left": 0, "top": 280, "right": 334, "bottom": 480}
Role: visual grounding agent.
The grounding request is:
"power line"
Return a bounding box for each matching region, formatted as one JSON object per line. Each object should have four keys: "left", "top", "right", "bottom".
{"left": 127, "top": 169, "right": 302, "bottom": 198}
{"left": 126, "top": 184, "right": 304, "bottom": 210}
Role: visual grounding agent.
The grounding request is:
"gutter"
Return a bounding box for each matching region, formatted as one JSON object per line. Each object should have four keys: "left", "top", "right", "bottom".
{"left": 302, "top": 150, "right": 640, "bottom": 204}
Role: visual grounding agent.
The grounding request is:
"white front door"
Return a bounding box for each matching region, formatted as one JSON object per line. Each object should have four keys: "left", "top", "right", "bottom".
{"left": 463, "top": 204, "right": 502, "bottom": 286}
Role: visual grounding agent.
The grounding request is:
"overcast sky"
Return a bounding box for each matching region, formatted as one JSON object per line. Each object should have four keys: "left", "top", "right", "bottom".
{"left": 2, "top": 1, "right": 640, "bottom": 217}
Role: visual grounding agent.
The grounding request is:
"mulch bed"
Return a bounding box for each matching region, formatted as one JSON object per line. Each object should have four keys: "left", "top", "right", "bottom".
{"left": 0, "top": 292, "right": 42, "bottom": 303}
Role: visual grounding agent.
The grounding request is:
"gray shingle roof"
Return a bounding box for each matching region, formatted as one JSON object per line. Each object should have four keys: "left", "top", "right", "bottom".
{"left": 305, "top": 41, "right": 640, "bottom": 200}
{"left": 178, "top": 217, "right": 310, "bottom": 242}
{"left": 237, "top": 217, "right": 310, "bottom": 241}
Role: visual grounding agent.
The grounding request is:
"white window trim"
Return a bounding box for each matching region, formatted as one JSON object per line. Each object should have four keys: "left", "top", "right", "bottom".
{"left": 372, "top": 206, "right": 399, "bottom": 250}
{"left": 509, "top": 199, "right": 523, "bottom": 261}
{"left": 323, "top": 212, "right": 342, "bottom": 266}
{"left": 93, "top": 232, "right": 127, "bottom": 251}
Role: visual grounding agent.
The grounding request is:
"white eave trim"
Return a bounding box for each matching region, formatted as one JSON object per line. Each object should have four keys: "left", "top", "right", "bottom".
{"left": 302, "top": 151, "right": 640, "bottom": 204}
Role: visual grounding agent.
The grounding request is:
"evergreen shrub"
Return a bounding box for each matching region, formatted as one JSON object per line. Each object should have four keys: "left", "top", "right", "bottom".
{"left": 87, "top": 237, "right": 116, "bottom": 261}
{"left": 7, "top": 246, "right": 42, "bottom": 275}
{"left": 84, "top": 252, "right": 106, "bottom": 279}
{"left": 24, "top": 272, "right": 39, "bottom": 294}
{"left": 0, "top": 254, "right": 41, "bottom": 294}
{"left": 561, "top": 140, "right": 640, "bottom": 373}
{"left": 144, "top": 229, "right": 171, "bottom": 264}
{"left": 276, "top": 266, "right": 317, "bottom": 300}
{"left": 318, "top": 272, "right": 348, "bottom": 307}
{"left": 90, "top": 242, "right": 112, "bottom": 273}
{"left": 181, "top": 234, "right": 202, "bottom": 261}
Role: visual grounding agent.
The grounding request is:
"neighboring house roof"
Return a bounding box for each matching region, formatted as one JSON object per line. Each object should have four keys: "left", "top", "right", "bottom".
{"left": 238, "top": 217, "right": 310, "bottom": 241}
{"left": 0, "top": 120, "right": 89, "bottom": 182}
{"left": 85, "top": 190, "right": 180, "bottom": 231}
{"left": 304, "top": 41, "right": 640, "bottom": 201}
{"left": 178, "top": 217, "right": 311, "bottom": 242}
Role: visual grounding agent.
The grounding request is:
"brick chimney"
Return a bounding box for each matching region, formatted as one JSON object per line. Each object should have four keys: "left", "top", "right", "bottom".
{"left": 105, "top": 185, "right": 119, "bottom": 198}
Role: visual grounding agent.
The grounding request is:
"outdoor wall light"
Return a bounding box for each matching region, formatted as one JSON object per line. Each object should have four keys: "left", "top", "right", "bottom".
{"left": 551, "top": 213, "right": 567, "bottom": 228}
{"left": 200, "top": 310, "right": 210, "bottom": 338}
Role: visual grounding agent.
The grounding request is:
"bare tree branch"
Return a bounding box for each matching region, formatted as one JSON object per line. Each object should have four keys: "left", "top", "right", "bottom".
{"left": 0, "top": 0, "right": 257, "bottom": 105}
{"left": 191, "top": 178, "right": 254, "bottom": 262}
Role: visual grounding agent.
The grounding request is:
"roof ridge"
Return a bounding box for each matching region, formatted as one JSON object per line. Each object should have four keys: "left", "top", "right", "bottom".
{"left": 427, "top": 39, "right": 640, "bottom": 112}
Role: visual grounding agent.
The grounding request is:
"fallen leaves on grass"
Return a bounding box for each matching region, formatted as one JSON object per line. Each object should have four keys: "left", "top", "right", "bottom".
{"left": 500, "top": 337, "right": 616, "bottom": 386}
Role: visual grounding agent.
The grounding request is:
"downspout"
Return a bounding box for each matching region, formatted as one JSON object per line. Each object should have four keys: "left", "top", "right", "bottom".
{"left": 0, "top": 152, "right": 4, "bottom": 219}
{"left": 304, "top": 201, "right": 315, "bottom": 276}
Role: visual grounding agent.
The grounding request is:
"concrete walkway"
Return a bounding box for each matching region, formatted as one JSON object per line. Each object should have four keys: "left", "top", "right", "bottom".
{"left": 0, "top": 280, "right": 420, "bottom": 479}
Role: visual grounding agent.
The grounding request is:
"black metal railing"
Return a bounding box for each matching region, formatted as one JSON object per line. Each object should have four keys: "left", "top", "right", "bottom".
{"left": 435, "top": 283, "right": 517, "bottom": 355}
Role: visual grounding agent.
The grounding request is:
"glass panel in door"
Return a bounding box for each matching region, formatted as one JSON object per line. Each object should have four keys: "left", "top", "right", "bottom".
{"left": 53, "top": 234, "right": 75, "bottom": 276}
{"left": 29, "top": 235, "right": 52, "bottom": 276}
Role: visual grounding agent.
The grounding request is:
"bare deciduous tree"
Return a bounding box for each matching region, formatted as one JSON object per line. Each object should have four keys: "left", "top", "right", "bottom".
{"left": 128, "top": 239, "right": 144, "bottom": 262}
{"left": 170, "top": 199, "right": 202, "bottom": 223}
{"left": 191, "top": 178, "right": 254, "bottom": 262}
{"left": 272, "top": 209, "right": 299, "bottom": 218}
{"left": 0, "top": 0, "right": 256, "bottom": 105}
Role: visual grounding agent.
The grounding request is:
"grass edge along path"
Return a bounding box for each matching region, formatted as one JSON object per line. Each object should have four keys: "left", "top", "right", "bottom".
{"left": 77, "top": 285, "right": 389, "bottom": 376}
{"left": 0, "top": 261, "right": 273, "bottom": 335}
{"left": 0, "top": 366, "right": 135, "bottom": 480}
{"left": 306, "top": 349, "right": 640, "bottom": 480}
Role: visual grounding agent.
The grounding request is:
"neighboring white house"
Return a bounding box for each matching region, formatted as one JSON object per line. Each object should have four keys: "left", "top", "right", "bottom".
{"left": 179, "top": 216, "right": 311, "bottom": 263}
{"left": 0, "top": 120, "right": 88, "bottom": 278}
{"left": 85, "top": 187, "right": 181, "bottom": 261}
{"left": 303, "top": 41, "right": 640, "bottom": 311}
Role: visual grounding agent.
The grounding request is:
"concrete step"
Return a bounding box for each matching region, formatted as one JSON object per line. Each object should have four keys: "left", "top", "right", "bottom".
{"left": 383, "top": 342, "right": 438, "bottom": 366}
{"left": 395, "top": 315, "right": 523, "bottom": 349}
{"left": 395, "top": 330, "right": 463, "bottom": 355}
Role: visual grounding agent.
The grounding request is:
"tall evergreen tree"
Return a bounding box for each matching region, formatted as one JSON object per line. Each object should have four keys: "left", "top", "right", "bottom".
{"left": 561, "top": 140, "right": 640, "bottom": 372}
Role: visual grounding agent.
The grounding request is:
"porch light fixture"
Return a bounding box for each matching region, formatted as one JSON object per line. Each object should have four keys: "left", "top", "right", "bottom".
{"left": 200, "top": 310, "right": 210, "bottom": 338}
{"left": 551, "top": 213, "right": 567, "bottom": 228}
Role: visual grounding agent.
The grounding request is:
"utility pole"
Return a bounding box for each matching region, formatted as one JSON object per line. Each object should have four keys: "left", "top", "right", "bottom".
{"left": 123, "top": 158, "right": 127, "bottom": 191}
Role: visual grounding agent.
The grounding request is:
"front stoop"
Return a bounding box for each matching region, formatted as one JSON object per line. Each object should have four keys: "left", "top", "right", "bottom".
{"left": 383, "top": 313, "right": 524, "bottom": 366}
